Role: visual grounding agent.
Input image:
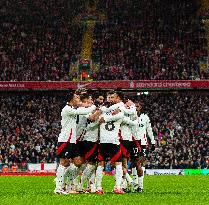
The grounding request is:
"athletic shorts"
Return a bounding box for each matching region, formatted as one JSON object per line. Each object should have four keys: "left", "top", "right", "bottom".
{"left": 130, "top": 140, "right": 147, "bottom": 159}
{"left": 56, "top": 142, "right": 80, "bottom": 159}
{"left": 98, "top": 143, "right": 122, "bottom": 163}
{"left": 120, "top": 140, "right": 132, "bottom": 158}
{"left": 79, "top": 141, "right": 98, "bottom": 162}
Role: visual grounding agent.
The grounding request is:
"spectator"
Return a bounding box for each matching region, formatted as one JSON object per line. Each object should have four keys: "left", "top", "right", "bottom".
{"left": 0, "top": 0, "right": 208, "bottom": 81}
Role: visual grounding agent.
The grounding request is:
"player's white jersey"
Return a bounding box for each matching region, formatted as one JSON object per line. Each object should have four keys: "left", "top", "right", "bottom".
{"left": 120, "top": 116, "right": 136, "bottom": 141}
{"left": 120, "top": 106, "right": 137, "bottom": 141}
{"left": 58, "top": 104, "right": 96, "bottom": 143}
{"left": 82, "top": 119, "right": 99, "bottom": 142}
{"left": 99, "top": 110, "right": 124, "bottom": 145}
{"left": 132, "top": 113, "right": 155, "bottom": 145}
{"left": 76, "top": 115, "right": 87, "bottom": 142}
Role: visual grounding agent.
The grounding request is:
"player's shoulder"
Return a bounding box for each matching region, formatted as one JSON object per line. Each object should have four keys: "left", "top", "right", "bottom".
{"left": 61, "top": 104, "right": 70, "bottom": 113}
{"left": 140, "top": 113, "right": 149, "bottom": 118}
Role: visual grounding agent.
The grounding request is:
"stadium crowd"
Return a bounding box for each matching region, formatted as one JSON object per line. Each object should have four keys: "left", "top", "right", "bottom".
{"left": 0, "top": 0, "right": 84, "bottom": 81}
{"left": 0, "top": 91, "right": 208, "bottom": 170}
{"left": 0, "top": 0, "right": 208, "bottom": 81}
{"left": 92, "top": 0, "right": 208, "bottom": 80}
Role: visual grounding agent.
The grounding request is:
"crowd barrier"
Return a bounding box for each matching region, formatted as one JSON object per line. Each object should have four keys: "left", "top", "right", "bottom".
{"left": 0, "top": 163, "right": 208, "bottom": 176}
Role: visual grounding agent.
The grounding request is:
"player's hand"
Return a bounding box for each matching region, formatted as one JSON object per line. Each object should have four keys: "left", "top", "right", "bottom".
{"left": 112, "top": 109, "right": 120, "bottom": 115}
{"left": 125, "top": 100, "right": 134, "bottom": 107}
{"left": 99, "top": 117, "right": 105, "bottom": 124}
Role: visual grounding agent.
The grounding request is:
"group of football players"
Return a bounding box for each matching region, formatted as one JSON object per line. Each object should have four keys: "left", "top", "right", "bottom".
{"left": 54, "top": 88, "right": 155, "bottom": 195}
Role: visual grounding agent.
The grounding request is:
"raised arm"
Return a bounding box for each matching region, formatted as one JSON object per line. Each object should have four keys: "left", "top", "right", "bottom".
{"left": 63, "top": 105, "right": 96, "bottom": 116}
{"left": 100, "top": 102, "right": 124, "bottom": 113}
{"left": 103, "top": 111, "right": 124, "bottom": 123}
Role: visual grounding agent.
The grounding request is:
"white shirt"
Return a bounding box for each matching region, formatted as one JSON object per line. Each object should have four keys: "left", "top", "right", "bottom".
{"left": 120, "top": 106, "right": 137, "bottom": 141}
{"left": 132, "top": 113, "right": 155, "bottom": 145}
{"left": 99, "top": 109, "right": 124, "bottom": 145}
{"left": 120, "top": 115, "right": 137, "bottom": 141}
{"left": 58, "top": 104, "right": 96, "bottom": 143}
{"left": 82, "top": 119, "right": 99, "bottom": 142}
{"left": 76, "top": 115, "right": 87, "bottom": 142}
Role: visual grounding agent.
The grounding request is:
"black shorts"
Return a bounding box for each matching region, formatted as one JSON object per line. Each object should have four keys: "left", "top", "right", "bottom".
{"left": 130, "top": 140, "right": 147, "bottom": 159}
{"left": 79, "top": 141, "right": 98, "bottom": 162}
{"left": 98, "top": 143, "right": 122, "bottom": 163}
{"left": 120, "top": 140, "right": 132, "bottom": 158}
{"left": 56, "top": 142, "right": 80, "bottom": 159}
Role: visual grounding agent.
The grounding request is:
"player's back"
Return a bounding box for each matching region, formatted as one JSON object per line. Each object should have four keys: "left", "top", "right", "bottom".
{"left": 82, "top": 119, "right": 99, "bottom": 142}
{"left": 59, "top": 105, "right": 77, "bottom": 143}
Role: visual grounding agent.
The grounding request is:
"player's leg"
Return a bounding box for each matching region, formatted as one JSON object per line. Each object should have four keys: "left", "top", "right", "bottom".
{"left": 64, "top": 143, "right": 84, "bottom": 193}
{"left": 110, "top": 144, "right": 124, "bottom": 194}
{"left": 71, "top": 155, "right": 85, "bottom": 190}
{"left": 132, "top": 159, "right": 144, "bottom": 192}
{"left": 136, "top": 146, "right": 147, "bottom": 192}
{"left": 120, "top": 141, "right": 133, "bottom": 192}
{"left": 55, "top": 158, "right": 70, "bottom": 194}
{"left": 132, "top": 166, "right": 138, "bottom": 186}
{"left": 87, "top": 171, "right": 96, "bottom": 193}
{"left": 86, "top": 142, "right": 98, "bottom": 193}
{"left": 122, "top": 158, "right": 134, "bottom": 192}
{"left": 95, "top": 161, "right": 104, "bottom": 194}
{"left": 54, "top": 142, "right": 70, "bottom": 194}
{"left": 79, "top": 141, "right": 97, "bottom": 192}
{"left": 130, "top": 143, "right": 146, "bottom": 192}
{"left": 120, "top": 141, "right": 129, "bottom": 190}
{"left": 95, "top": 144, "right": 105, "bottom": 194}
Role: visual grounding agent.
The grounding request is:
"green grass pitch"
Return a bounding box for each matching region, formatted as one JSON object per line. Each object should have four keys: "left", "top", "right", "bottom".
{"left": 0, "top": 175, "right": 209, "bottom": 205}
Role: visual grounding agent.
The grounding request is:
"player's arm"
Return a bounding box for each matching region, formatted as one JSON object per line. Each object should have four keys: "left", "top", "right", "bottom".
{"left": 100, "top": 102, "right": 124, "bottom": 113}
{"left": 121, "top": 105, "right": 136, "bottom": 115}
{"left": 122, "top": 116, "right": 138, "bottom": 126}
{"left": 87, "top": 109, "right": 102, "bottom": 122}
{"left": 146, "top": 116, "right": 155, "bottom": 143}
{"left": 146, "top": 115, "right": 155, "bottom": 151}
{"left": 102, "top": 110, "right": 124, "bottom": 123}
{"left": 64, "top": 105, "right": 96, "bottom": 115}
{"left": 86, "top": 120, "right": 99, "bottom": 130}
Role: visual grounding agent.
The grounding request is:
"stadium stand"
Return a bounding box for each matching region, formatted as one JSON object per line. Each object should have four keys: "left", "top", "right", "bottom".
{"left": 92, "top": 0, "right": 208, "bottom": 80}
{"left": 0, "top": 0, "right": 84, "bottom": 81}
{"left": 0, "top": 0, "right": 208, "bottom": 81}
{"left": 0, "top": 91, "right": 208, "bottom": 171}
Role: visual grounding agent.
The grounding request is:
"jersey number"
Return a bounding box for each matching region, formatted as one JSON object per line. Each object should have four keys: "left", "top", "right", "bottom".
{"left": 105, "top": 122, "right": 115, "bottom": 131}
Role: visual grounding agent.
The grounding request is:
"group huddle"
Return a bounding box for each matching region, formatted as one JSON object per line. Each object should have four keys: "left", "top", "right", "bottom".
{"left": 54, "top": 88, "right": 155, "bottom": 194}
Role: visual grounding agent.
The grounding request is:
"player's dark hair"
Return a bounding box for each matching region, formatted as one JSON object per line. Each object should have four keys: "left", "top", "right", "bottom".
{"left": 135, "top": 100, "right": 146, "bottom": 114}
{"left": 80, "top": 93, "right": 91, "bottom": 102}
{"left": 66, "top": 90, "right": 75, "bottom": 103}
{"left": 107, "top": 90, "right": 115, "bottom": 96}
{"left": 114, "top": 90, "right": 124, "bottom": 101}
{"left": 94, "top": 89, "right": 105, "bottom": 99}
{"left": 75, "top": 88, "right": 88, "bottom": 95}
